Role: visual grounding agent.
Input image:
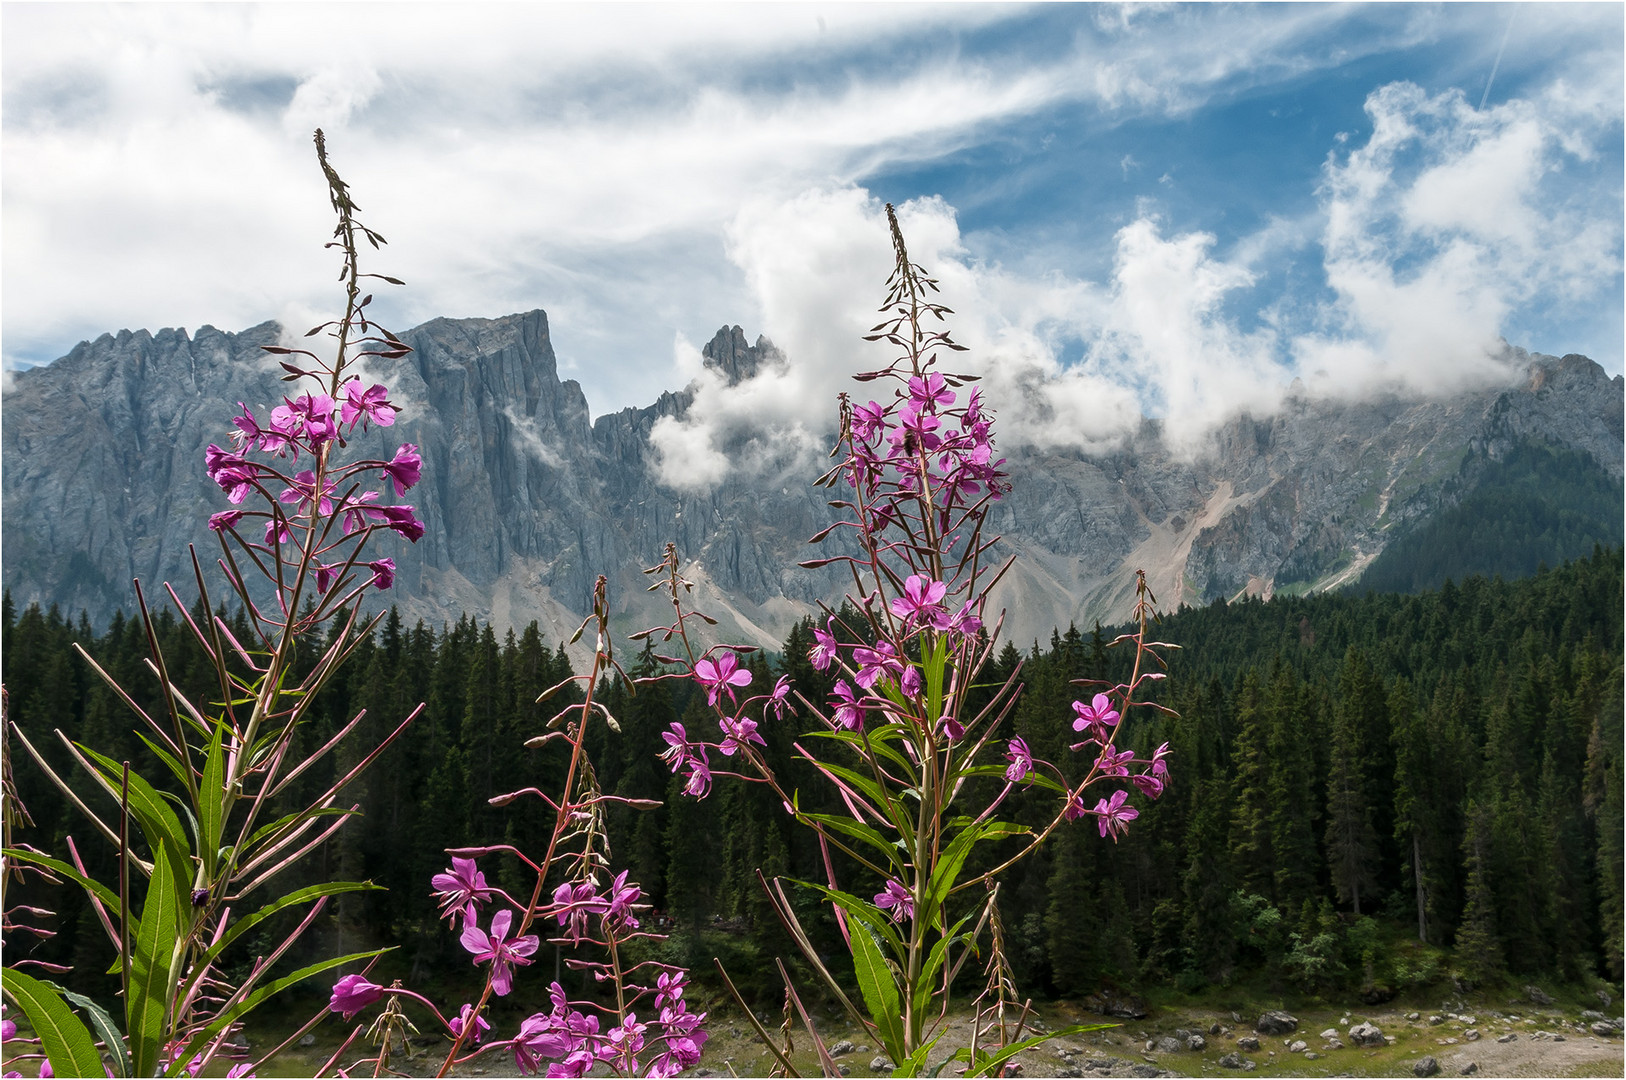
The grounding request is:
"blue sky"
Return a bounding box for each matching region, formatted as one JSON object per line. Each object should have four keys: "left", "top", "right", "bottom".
{"left": 3, "top": 3, "right": 1620, "bottom": 480}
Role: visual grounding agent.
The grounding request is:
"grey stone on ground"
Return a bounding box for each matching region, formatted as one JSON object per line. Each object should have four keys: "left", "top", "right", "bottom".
{"left": 1209, "top": 1023, "right": 1221, "bottom": 1035}
{"left": 1525, "top": 985, "right": 1555, "bottom": 1006}
{"left": 870, "top": 1056, "right": 890, "bottom": 1071}
{"left": 837, "top": 1067, "right": 851, "bottom": 1077}
{"left": 1319, "top": 1028, "right": 1340, "bottom": 1039}
{"left": 1349, "top": 1021, "right": 1386, "bottom": 1047}
{"left": 829, "top": 1040, "right": 856, "bottom": 1056}
{"left": 1127, "top": 1067, "right": 1163, "bottom": 1078}
{"left": 1304, "top": 1052, "right": 1319, "bottom": 1060}
{"left": 1428, "top": 1015, "right": 1445, "bottom": 1025}
{"left": 1460, "top": 1064, "right": 1479, "bottom": 1076}
{"left": 1408, "top": 1012, "right": 1421, "bottom": 1021}
{"left": 298, "top": 1034, "right": 316, "bottom": 1047}
{"left": 1592, "top": 1021, "right": 1616, "bottom": 1038}
{"left": 1218, "top": 1052, "right": 1245, "bottom": 1069}
{"left": 1324, "top": 1038, "right": 1345, "bottom": 1050}
{"left": 1255, "top": 1011, "right": 1298, "bottom": 1035}
{"left": 1498, "top": 1033, "right": 1517, "bottom": 1043}
{"left": 1186, "top": 1035, "right": 1206, "bottom": 1052}
{"left": 1287, "top": 1040, "right": 1307, "bottom": 1053}
{"left": 1464, "top": 1029, "right": 1480, "bottom": 1041}
{"left": 1241, "top": 1062, "right": 1256, "bottom": 1072}
{"left": 1581, "top": 1009, "right": 1606, "bottom": 1021}
{"left": 1597, "top": 989, "right": 1613, "bottom": 1008}
{"left": 1173, "top": 1029, "right": 1192, "bottom": 1040}
{"left": 1055, "top": 1070, "right": 1081, "bottom": 1078}
{"left": 1152, "top": 1036, "right": 1182, "bottom": 1054}
{"left": 1414, "top": 1055, "right": 1440, "bottom": 1077}
{"left": 1236, "top": 1036, "right": 1260, "bottom": 1052}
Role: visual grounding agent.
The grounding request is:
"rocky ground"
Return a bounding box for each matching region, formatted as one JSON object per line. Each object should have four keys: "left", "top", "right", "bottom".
{"left": 685, "top": 994, "right": 1624, "bottom": 1079}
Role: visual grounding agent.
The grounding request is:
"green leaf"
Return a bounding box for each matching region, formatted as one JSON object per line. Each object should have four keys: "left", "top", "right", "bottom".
{"left": 242, "top": 807, "right": 354, "bottom": 854}
{"left": 921, "top": 821, "right": 1028, "bottom": 928}
{"left": 128, "top": 840, "right": 184, "bottom": 1077}
{"left": 787, "top": 878, "right": 907, "bottom": 959}
{"left": 198, "top": 722, "right": 226, "bottom": 877}
{"left": 795, "top": 810, "right": 906, "bottom": 868}
{"left": 2, "top": 848, "right": 120, "bottom": 910}
{"left": 75, "top": 745, "right": 194, "bottom": 902}
{"left": 135, "top": 733, "right": 192, "bottom": 792}
{"left": 912, "top": 909, "right": 978, "bottom": 1023}
{"left": 1, "top": 968, "right": 109, "bottom": 1079}
{"left": 166, "top": 949, "right": 390, "bottom": 1077}
{"left": 45, "top": 982, "right": 133, "bottom": 1078}
{"left": 851, "top": 921, "right": 906, "bottom": 1064}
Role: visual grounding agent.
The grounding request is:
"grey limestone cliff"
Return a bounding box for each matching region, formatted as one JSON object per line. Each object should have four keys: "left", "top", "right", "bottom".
{"left": 4, "top": 311, "right": 1620, "bottom": 651}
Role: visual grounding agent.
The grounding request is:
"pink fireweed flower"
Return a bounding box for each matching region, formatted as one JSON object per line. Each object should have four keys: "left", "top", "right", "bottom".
{"left": 2, "top": 1008, "right": 15, "bottom": 1041}
{"left": 1094, "top": 788, "right": 1138, "bottom": 841}
{"left": 875, "top": 879, "right": 914, "bottom": 922}
{"left": 512, "top": 1012, "right": 575, "bottom": 1074}
{"left": 948, "top": 600, "right": 983, "bottom": 641}
{"left": 263, "top": 516, "right": 293, "bottom": 546}
{"left": 1063, "top": 790, "right": 1088, "bottom": 822}
{"left": 851, "top": 400, "right": 887, "bottom": 442}
{"left": 381, "top": 443, "right": 422, "bottom": 496}
{"left": 683, "top": 756, "right": 713, "bottom": 798}
{"left": 603, "top": 870, "right": 642, "bottom": 928}
{"left": 432, "top": 856, "right": 493, "bottom": 926}
{"left": 340, "top": 489, "right": 382, "bottom": 533}
{"left": 450, "top": 1002, "right": 490, "bottom": 1046}
{"left": 830, "top": 680, "right": 862, "bottom": 731}
{"left": 225, "top": 1066, "right": 257, "bottom": 1079}
{"left": 1071, "top": 693, "right": 1120, "bottom": 738}
{"left": 900, "top": 665, "right": 922, "bottom": 700}
{"left": 204, "top": 444, "right": 257, "bottom": 504}
{"left": 601, "top": 1013, "right": 648, "bottom": 1064}
{"left": 550, "top": 881, "right": 606, "bottom": 943}
{"left": 272, "top": 392, "right": 339, "bottom": 445}
{"left": 809, "top": 618, "right": 839, "bottom": 671}
{"left": 938, "top": 713, "right": 965, "bottom": 741}
{"left": 1096, "top": 744, "right": 1135, "bottom": 777}
{"left": 890, "top": 574, "right": 949, "bottom": 630}
{"left": 278, "top": 470, "right": 337, "bottom": 518}
{"left": 339, "top": 380, "right": 397, "bottom": 430}
{"left": 313, "top": 561, "right": 339, "bottom": 594}
{"left": 766, "top": 674, "right": 794, "bottom": 721}
{"left": 329, "top": 974, "right": 383, "bottom": 1019}
{"left": 459, "top": 909, "right": 538, "bottom": 995}
{"left": 660, "top": 722, "right": 694, "bottom": 772}
{"left": 852, "top": 641, "right": 904, "bottom": 689}
{"left": 907, "top": 371, "right": 954, "bottom": 412}
{"left": 208, "top": 510, "right": 244, "bottom": 532}
{"left": 718, "top": 715, "right": 765, "bottom": 757}
{"left": 1005, "top": 736, "right": 1033, "bottom": 782}
{"left": 655, "top": 970, "right": 688, "bottom": 1010}
{"left": 694, "top": 651, "right": 753, "bottom": 706}
{"left": 377, "top": 504, "right": 425, "bottom": 541}
{"left": 369, "top": 558, "right": 396, "bottom": 590}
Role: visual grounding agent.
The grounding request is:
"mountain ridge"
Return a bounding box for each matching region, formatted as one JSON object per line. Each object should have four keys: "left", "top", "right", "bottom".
{"left": 4, "top": 309, "right": 1620, "bottom": 651}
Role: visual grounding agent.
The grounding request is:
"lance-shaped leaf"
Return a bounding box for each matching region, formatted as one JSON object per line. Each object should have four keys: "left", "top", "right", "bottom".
{"left": 128, "top": 839, "right": 184, "bottom": 1077}
{"left": 45, "top": 982, "right": 133, "bottom": 1078}
{"left": 1, "top": 969, "right": 109, "bottom": 1079}
{"left": 850, "top": 919, "right": 906, "bottom": 1064}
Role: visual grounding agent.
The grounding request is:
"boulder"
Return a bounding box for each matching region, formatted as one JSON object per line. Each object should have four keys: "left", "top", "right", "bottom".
{"left": 1236, "top": 1036, "right": 1260, "bottom": 1052}
{"left": 1525, "top": 985, "right": 1555, "bottom": 1006}
{"left": 1591, "top": 1021, "right": 1616, "bottom": 1038}
{"left": 1186, "top": 1035, "right": 1206, "bottom": 1052}
{"left": 1255, "top": 1011, "right": 1298, "bottom": 1035}
{"left": 1414, "top": 1056, "right": 1440, "bottom": 1077}
{"left": 1219, "top": 1052, "right": 1245, "bottom": 1069}
{"left": 870, "top": 1057, "right": 890, "bottom": 1071}
{"left": 1465, "top": 1029, "right": 1480, "bottom": 1042}
{"left": 1153, "top": 1036, "right": 1182, "bottom": 1054}
{"left": 829, "top": 1041, "right": 856, "bottom": 1057}
{"left": 1084, "top": 990, "right": 1149, "bottom": 1020}
{"left": 1461, "top": 1065, "right": 1479, "bottom": 1076}
{"left": 1349, "top": 1021, "right": 1386, "bottom": 1048}
{"left": 1324, "top": 1038, "right": 1345, "bottom": 1050}
{"left": 1497, "top": 1033, "right": 1517, "bottom": 1043}
{"left": 1319, "top": 1028, "right": 1340, "bottom": 1040}
{"left": 1287, "top": 1040, "right": 1308, "bottom": 1053}
{"left": 1428, "top": 1015, "right": 1445, "bottom": 1026}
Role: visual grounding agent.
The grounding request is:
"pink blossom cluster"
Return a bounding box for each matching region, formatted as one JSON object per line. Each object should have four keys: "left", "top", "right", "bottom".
{"left": 328, "top": 856, "right": 706, "bottom": 1077}
{"left": 658, "top": 654, "right": 791, "bottom": 799}
{"left": 202, "top": 379, "right": 423, "bottom": 606}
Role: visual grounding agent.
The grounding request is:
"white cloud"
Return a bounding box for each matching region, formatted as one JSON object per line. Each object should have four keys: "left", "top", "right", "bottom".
{"left": 1294, "top": 80, "right": 1621, "bottom": 398}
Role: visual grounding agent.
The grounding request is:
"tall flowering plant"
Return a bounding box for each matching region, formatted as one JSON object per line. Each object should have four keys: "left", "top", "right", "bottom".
{"left": 645, "top": 206, "right": 1174, "bottom": 1075}
{"left": 2, "top": 131, "right": 425, "bottom": 1078}
{"left": 315, "top": 579, "right": 706, "bottom": 1080}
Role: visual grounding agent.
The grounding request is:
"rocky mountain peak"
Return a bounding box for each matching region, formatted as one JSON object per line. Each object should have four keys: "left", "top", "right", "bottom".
{"left": 701, "top": 325, "right": 783, "bottom": 385}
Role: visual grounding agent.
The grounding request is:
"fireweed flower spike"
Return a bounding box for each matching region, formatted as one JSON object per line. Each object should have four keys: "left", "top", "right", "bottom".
{"left": 459, "top": 908, "right": 539, "bottom": 995}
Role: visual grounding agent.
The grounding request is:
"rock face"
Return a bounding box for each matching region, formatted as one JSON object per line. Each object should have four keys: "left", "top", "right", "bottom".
{"left": 4, "top": 311, "right": 1622, "bottom": 652}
